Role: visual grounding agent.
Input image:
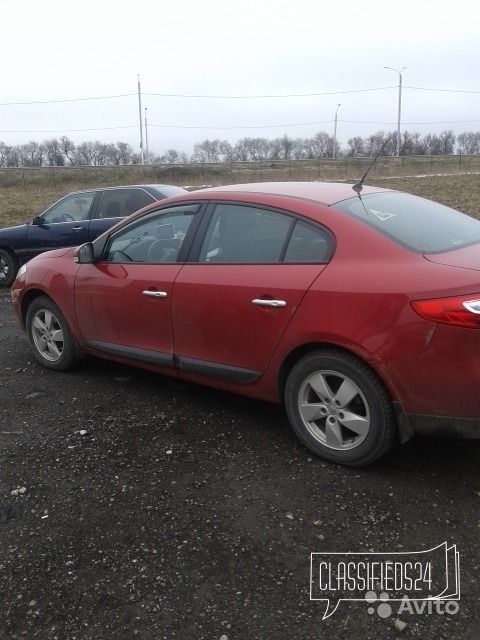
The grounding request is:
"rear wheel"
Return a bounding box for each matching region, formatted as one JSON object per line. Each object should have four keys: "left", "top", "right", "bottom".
{"left": 26, "top": 296, "right": 80, "bottom": 371}
{"left": 0, "top": 249, "right": 18, "bottom": 287}
{"left": 284, "top": 349, "right": 397, "bottom": 466}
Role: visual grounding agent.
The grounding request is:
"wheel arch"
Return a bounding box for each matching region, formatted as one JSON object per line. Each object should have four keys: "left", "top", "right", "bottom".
{"left": 277, "top": 341, "right": 415, "bottom": 445}
{"left": 0, "top": 246, "right": 19, "bottom": 264}
{"left": 21, "top": 288, "right": 54, "bottom": 327}
{"left": 277, "top": 341, "right": 395, "bottom": 404}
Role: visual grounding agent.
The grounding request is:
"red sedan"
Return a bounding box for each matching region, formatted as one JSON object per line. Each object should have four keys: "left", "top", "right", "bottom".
{"left": 11, "top": 182, "right": 480, "bottom": 465}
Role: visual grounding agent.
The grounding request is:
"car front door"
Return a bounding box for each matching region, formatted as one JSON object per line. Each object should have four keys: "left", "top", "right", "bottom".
{"left": 74, "top": 203, "right": 201, "bottom": 367}
{"left": 26, "top": 192, "right": 95, "bottom": 259}
{"left": 171, "top": 203, "right": 333, "bottom": 381}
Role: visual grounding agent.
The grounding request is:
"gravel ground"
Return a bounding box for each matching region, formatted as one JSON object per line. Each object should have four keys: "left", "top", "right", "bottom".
{"left": 0, "top": 291, "right": 479, "bottom": 639}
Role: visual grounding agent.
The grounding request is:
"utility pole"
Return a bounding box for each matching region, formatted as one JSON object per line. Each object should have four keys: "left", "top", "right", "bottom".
{"left": 137, "top": 74, "right": 144, "bottom": 165}
{"left": 333, "top": 103, "right": 341, "bottom": 159}
{"left": 384, "top": 66, "right": 406, "bottom": 157}
{"left": 144, "top": 107, "right": 149, "bottom": 163}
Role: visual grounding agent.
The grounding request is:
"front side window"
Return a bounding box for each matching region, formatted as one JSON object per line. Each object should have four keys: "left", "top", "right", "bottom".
{"left": 94, "top": 188, "right": 155, "bottom": 220}
{"left": 198, "top": 204, "right": 293, "bottom": 263}
{"left": 104, "top": 205, "right": 198, "bottom": 263}
{"left": 42, "top": 192, "right": 95, "bottom": 223}
{"left": 333, "top": 191, "right": 480, "bottom": 253}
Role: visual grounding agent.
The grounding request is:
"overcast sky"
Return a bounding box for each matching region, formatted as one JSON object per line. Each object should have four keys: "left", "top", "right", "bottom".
{"left": 2, "top": 0, "right": 480, "bottom": 155}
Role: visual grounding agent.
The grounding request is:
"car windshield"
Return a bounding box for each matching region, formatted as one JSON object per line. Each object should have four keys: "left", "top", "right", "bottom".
{"left": 333, "top": 191, "right": 480, "bottom": 254}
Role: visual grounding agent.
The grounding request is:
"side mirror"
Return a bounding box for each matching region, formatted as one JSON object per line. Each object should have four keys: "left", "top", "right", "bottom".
{"left": 76, "top": 242, "right": 95, "bottom": 264}
{"left": 31, "top": 216, "right": 44, "bottom": 226}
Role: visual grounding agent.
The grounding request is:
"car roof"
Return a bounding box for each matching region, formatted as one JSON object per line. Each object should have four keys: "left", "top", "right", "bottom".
{"left": 61, "top": 184, "right": 185, "bottom": 196}
{"left": 194, "top": 181, "right": 390, "bottom": 205}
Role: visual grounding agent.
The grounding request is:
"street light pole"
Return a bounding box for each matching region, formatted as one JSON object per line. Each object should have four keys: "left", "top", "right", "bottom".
{"left": 384, "top": 66, "right": 406, "bottom": 157}
{"left": 333, "top": 103, "right": 341, "bottom": 159}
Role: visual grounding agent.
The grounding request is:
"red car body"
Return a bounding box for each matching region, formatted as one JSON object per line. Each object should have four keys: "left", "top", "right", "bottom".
{"left": 11, "top": 182, "right": 480, "bottom": 462}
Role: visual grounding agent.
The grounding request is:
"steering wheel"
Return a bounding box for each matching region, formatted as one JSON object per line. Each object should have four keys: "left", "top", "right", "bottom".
{"left": 110, "top": 250, "right": 134, "bottom": 262}
{"left": 61, "top": 213, "right": 75, "bottom": 222}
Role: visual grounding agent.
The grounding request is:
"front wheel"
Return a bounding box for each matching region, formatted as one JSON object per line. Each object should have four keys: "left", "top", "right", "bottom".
{"left": 26, "top": 296, "right": 80, "bottom": 371}
{"left": 284, "top": 349, "right": 397, "bottom": 466}
{"left": 0, "top": 249, "right": 18, "bottom": 287}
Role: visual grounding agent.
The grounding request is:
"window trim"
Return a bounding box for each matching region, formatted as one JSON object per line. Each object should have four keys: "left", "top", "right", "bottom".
{"left": 188, "top": 200, "right": 335, "bottom": 265}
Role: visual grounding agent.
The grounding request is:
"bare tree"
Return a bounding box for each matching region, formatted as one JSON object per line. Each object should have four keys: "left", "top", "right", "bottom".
{"left": 162, "top": 149, "right": 181, "bottom": 164}
{"left": 20, "top": 141, "right": 44, "bottom": 167}
{"left": 439, "top": 130, "right": 456, "bottom": 155}
{"left": 192, "top": 139, "right": 222, "bottom": 163}
{"left": 116, "top": 142, "right": 133, "bottom": 165}
{"left": 218, "top": 140, "right": 235, "bottom": 162}
{"left": 44, "top": 138, "right": 64, "bottom": 166}
{"left": 0, "top": 142, "right": 10, "bottom": 167}
{"left": 365, "top": 131, "right": 395, "bottom": 156}
{"left": 59, "top": 136, "right": 76, "bottom": 165}
{"left": 347, "top": 136, "right": 366, "bottom": 156}
{"left": 457, "top": 132, "right": 480, "bottom": 154}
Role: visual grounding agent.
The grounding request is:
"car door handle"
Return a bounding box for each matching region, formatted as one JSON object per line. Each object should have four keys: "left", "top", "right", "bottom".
{"left": 143, "top": 290, "right": 168, "bottom": 298}
{"left": 251, "top": 298, "right": 287, "bottom": 308}
{"left": 72, "top": 226, "right": 84, "bottom": 231}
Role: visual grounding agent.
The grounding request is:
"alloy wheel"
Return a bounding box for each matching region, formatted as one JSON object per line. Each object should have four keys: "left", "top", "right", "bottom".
{"left": 0, "top": 255, "right": 9, "bottom": 282}
{"left": 31, "top": 308, "right": 65, "bottom": 362}
{"left": 298, "top": 369, "right": 371, "bottom": 450}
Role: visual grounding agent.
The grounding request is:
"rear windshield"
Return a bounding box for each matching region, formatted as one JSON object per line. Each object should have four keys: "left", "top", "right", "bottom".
{"left": 333, "top": 191, "right": 480, "bottom": 254}
{"left": 153, "top": 185, "right": 186, "bottom": 197}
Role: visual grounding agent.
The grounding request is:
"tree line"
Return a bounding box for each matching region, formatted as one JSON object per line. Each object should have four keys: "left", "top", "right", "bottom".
{"left": 1, "top": 130, "right": 480, "bottom": 167}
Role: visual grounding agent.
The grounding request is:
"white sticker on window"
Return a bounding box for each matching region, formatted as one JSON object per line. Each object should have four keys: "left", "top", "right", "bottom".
{"left": 369, "top": 208, "right": 397, "bottom": 222}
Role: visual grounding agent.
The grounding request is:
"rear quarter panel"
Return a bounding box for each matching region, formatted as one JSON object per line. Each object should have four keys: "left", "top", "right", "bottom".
{"left": 261, "top": 211, "right": 480, "bottom": 401}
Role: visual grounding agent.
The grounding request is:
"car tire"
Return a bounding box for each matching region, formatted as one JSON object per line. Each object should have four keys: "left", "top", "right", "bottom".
{"left": 26, "top": 296, "right": 80, "bottom": 371}
{"left": 0, "top": 249, "right": 18, "bottom": 287}
{"left": 284, "top": 349, "right": 397, "bottom": 466}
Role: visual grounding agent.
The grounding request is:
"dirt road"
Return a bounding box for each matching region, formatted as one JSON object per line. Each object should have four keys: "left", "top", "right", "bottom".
{"left": 0, "top": 292, "right": 478, "bottom": 639}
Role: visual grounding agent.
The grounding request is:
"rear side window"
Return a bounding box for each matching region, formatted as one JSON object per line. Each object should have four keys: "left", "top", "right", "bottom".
{"left": 199, "top": 204, "right": 293, "bottom": 263}
{"left": 284, "top": 220, "right": 332, "bottom": 263}
{"left": 94, "top": 189, "right": 154, "bottom": 220}
{"left": 333, "top": 191, "right": 480, "bottom": 253}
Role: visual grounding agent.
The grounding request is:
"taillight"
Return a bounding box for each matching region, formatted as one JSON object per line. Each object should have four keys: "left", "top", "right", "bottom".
{"left": 411, "top": 296, "right": 480, "bottom": 328}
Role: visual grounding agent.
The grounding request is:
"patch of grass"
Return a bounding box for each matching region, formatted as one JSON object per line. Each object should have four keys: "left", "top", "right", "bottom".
{"left": 1, "top": 161, "right": 480, "bottom": 228}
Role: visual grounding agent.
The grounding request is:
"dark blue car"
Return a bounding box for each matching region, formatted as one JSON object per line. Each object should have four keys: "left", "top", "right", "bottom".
{"left": 0, "top": 184, "right": 186, "bottom": 286}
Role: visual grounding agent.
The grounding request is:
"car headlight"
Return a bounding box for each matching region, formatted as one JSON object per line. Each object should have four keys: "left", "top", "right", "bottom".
{"left": 16, "top": 263, "right": 27, "bottom": 278}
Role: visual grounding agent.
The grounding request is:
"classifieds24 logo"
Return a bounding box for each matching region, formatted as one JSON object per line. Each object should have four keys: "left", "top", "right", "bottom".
{"left": 310, "top": 542, "right": 460, "bottom": 619}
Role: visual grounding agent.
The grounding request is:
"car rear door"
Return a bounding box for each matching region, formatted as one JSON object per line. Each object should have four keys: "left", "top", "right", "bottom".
{"left": 171, "top": 203, "right": 333, "bottom": 380}
{"left": 88, "top": 187, "right": 156, "bottom": 241}
{"left": 74, "top": 203, "right": 202, "bottom": 366}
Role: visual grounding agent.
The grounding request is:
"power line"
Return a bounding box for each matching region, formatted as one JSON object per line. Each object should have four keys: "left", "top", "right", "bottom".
{"left": 149, "top": 120, "right": 333, "bottom": 129}
{"left": 0, "top": 93, "right": 136, "bottom": 106}
{"left": 2, "top": 84, "right": 480, "bottom": 107}
{"left": 405, "top": 85, "right": 480, "bottom": 94}
{"left": 3, "top": 117, "right": 480, "bottom": 135}
{"left": 341, "top": 119, "right": 480, "bottom": 125}
{"left": 144, "top": 86, "right": 397, "bottom": 99}
{"left": 0, "top": 125, "right": 137, "bottom": 134}
{"left": 145, "top": 86, "right": 480, "bottom": 98}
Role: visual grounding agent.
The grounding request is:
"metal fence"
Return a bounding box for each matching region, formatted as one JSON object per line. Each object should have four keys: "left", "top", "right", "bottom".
{"left": 1, "top": 154, "right": 480, "bottom": 192}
